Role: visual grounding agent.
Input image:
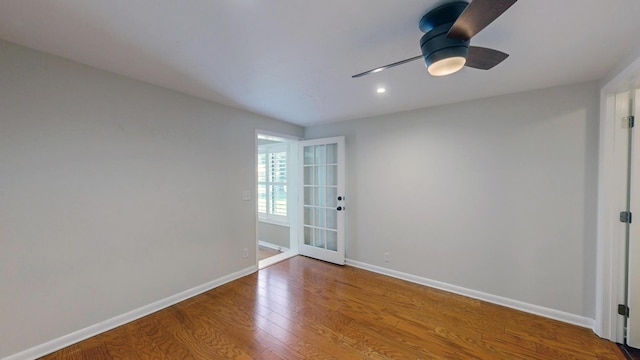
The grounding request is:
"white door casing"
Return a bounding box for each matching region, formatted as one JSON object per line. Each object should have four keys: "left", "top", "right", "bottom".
{"left": 627, "top": 90, "right": 640, "bottom": 348}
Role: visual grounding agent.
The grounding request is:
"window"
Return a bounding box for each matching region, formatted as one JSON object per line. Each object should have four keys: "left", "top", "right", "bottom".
{"left": 257, "top": 142, "right": 289, "bottom": 223}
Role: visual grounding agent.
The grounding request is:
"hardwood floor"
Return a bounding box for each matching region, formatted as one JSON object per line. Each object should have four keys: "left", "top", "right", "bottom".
{"left": 258, "top": 245, "right": 281, "bottom": 261}
{"left": 40, "top": 256, "right": 624, "bottom": 359}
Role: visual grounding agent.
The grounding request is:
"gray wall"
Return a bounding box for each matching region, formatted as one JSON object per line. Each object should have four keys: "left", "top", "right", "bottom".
{"left": 305, "top": 81, "right": 600, "bottom": 319}
{"left": 0, "top": 40, "right": 303, "bottom": 358}
{"left": 258, "top": 221, "right": 290, "bottom": 249}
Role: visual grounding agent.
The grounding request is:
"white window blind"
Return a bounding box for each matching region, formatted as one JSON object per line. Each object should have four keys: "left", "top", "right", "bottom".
{"left": 258, "top": 142, "right": 288, "bottom": 223}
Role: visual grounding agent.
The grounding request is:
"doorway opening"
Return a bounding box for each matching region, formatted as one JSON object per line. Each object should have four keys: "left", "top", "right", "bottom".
{"left": 597, "top": 86, "right": 640, "bottom": 350}
{"left": 596, "top": 51, "right": 640, "bottom": 346}
{"left": 621, "top": 89, "right": 639, "bottom": 350}
{"left": 256, "top": 131, "right": 299, "bottom": 269}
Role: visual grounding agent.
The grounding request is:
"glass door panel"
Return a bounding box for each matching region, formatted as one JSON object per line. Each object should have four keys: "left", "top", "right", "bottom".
{"left": 299, "top": 137, "right": 345, "bottom": 265}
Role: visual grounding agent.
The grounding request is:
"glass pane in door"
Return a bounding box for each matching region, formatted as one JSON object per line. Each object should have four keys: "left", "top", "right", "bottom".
{"left": 315, "top": 186, "right": 326, "bottom": 207}
{"left": 326, "top": 144, "right": 337, "bottom": 164}
{"left": 304, "top": 186, "right": 313, "bottom": 206}
{"left": 315, "top": 208, "right": 326, "bottom": 228}
{"left": 326, "top": 209, "right": 337, "bottom": 230}
{"left": 304, "top": 146, "right": 314, "bottom": 165}
{"left": 327, "top": 165, "right": 337, "bottom": 186}
{"left": 304, "top": 226, "right": 313, "bottom": 246}
{"left": 326, "top": 230, "right": 337, "bottom": 251}
{"left": 314, "top": 228, "right": 325, "bottom": 248}
{"left": 326, "top": 187, "right": 337, "bottom": 208}
{"left": 304, "top": 207, "right": 314, "bottom": 225}
{"left": 315, "top": 145, "right": 326, "bottom": 165}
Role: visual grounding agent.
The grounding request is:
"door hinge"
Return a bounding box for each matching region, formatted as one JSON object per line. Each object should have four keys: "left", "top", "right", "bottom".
{"left": 619, "top": 304, "right": 630, "bottom": 317}
{"left": 623, "top": 116, "right": 635, "bottom": 128}
{"left": 620, "top": 211, "right": 633, "bottom": 223}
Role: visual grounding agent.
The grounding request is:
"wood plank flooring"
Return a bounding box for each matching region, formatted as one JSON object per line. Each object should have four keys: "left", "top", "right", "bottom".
{"left": 258, "top": 246, "right": 281, "bottom": 261}
{"left": 40, "top": 256, "right": 624, "bottom": 359}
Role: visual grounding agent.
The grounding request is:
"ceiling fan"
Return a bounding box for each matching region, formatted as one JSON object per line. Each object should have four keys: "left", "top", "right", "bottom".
{"left": 352, "top": 0, "right": 517, "bottom": 78}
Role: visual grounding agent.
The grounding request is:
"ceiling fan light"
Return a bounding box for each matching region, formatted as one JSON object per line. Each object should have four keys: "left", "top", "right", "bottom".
{"left": 421, "top": 28, "right": 469, "bottom": 77}
{"left": 427, "top": 56, "right": 466, "bottom": 76}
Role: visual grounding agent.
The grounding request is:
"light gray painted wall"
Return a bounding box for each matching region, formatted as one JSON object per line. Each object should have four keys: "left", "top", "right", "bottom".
{"left": 258, "top": 222, "right": 290, "bottom": 248}
{"left": 305, "top": 82, "right": 600, "bottom": 319}
{"left": 0, "top": 40, "right": 303, "bottom": 358}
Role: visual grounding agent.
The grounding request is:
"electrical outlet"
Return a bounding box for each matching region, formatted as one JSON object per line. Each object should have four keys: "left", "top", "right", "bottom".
{"left": 243, "top": 248, "right": 249, "bottom": 258}
{"left": 384, "top": 252, "right": 390, "bottom": 263}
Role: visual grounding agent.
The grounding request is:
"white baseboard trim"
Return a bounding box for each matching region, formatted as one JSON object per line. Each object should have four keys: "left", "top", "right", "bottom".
{"left": 258, "top": 240, "right": 290, "bottom": 252}
{"left": 4, "top": 265, "right": 257, "bottom": 360}
{"left": 345, "top": 259, "right": 594, "bottom": 329}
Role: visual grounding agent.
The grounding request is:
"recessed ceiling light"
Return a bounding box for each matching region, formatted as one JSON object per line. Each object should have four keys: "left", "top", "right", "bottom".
{"left": 376, "top": 87, "right": 386, "bottom": 94}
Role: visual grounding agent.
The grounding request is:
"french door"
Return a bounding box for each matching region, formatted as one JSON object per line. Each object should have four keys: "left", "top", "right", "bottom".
{"left": 298, "top": 137, "right": 345, "bottom": 265}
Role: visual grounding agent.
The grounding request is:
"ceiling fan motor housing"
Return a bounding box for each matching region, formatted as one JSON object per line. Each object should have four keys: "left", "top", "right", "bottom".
{"left": 419, "top": 1, "right": 470, "bottom": 68}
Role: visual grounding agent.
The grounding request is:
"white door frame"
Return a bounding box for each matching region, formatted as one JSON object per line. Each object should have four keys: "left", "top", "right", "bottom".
{"left": 628, "top": 90, "right": 640, "bottom": 347}
{"left": 255, "top": 129, "right": 301, "bottom": 269}
{"left": 596, "top": 55, "right": 640, "bottom": 341}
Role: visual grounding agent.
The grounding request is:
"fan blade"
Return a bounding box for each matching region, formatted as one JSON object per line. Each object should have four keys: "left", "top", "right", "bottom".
{"left": 465, "top": 46, "right": 508, "bottom": 70}
{"left": 352, "top": 55, "right": 423, "bottom": 78}
{"left": 447, "top": 0, "right": 517, "bottom": 41}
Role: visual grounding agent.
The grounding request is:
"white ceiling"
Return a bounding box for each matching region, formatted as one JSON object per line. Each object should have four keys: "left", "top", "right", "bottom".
{"left": 1, "top": 1, "right": 639, "bottom": 126}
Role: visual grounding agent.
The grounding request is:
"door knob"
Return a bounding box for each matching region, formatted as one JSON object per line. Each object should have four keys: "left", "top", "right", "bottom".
{"left": 337, "top": 196, "right": 344, "bottom": 201}
{"left": 337, "top": 206, "right": 343, "bottom": 211}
